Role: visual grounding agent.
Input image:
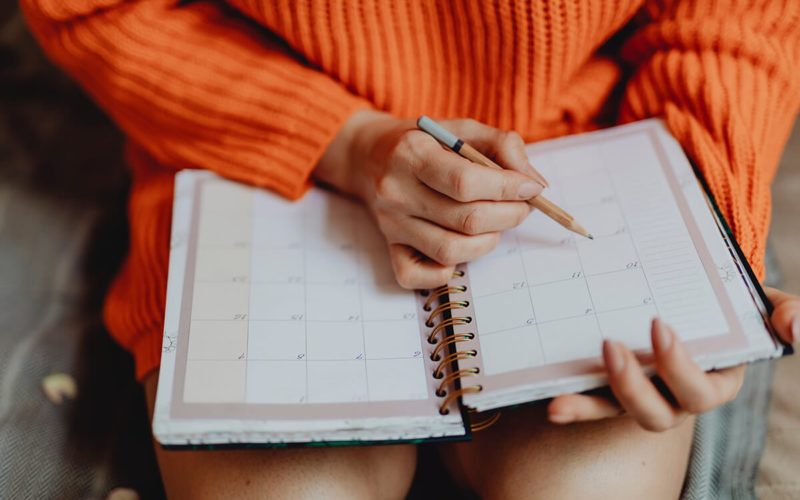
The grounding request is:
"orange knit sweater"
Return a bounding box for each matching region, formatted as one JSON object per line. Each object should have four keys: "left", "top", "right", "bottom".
{"left": 21, "top": 0, "right": 800, "bottom": 381}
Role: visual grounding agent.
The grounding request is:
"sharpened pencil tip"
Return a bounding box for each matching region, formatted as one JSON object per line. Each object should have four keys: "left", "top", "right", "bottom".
{"left": 587, "top": 234, "right": 594, "bottom": 240}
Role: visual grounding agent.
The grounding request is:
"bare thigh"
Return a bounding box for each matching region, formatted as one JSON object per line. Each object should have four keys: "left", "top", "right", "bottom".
{"left": 144, "top": 373, "right": 417, "bottom": 500}
{"left": 440, "top": 404, "right": 694, "bottom": 500}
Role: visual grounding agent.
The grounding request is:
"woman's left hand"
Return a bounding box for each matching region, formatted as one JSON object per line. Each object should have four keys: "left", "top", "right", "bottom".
{"left": 548, "top": 287, "right": 800, "bottom": 431}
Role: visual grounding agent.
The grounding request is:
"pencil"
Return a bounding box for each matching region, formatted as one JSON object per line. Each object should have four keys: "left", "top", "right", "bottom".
{"left": 416, "top": 116, "right": 593, "bottom": 240}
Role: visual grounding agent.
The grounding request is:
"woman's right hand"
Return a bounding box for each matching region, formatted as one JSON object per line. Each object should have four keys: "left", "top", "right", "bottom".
{"left": 316, "top": 110, "right": 546, "bottom": 289}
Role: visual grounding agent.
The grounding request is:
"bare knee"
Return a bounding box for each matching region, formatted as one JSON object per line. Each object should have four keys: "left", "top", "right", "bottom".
{"left": 156, "top": 445, "right": 416, "bottom": 500}
{"left": 441, "top": 405, "right": 694, "bottom": 499}
{"left": 144, "top": 373, "right": 416, "bottom": 500}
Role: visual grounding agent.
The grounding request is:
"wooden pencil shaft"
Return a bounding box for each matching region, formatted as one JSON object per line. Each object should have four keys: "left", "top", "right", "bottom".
{"left": 458, "top": 143, "right": 495, "bottom": 168}
{"left": 530, "top": 196, "right": 572, "bottom": 221}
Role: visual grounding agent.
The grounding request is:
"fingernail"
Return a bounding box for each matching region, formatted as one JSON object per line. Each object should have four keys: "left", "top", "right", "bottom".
{"left": 652, "top": 317, "right": 672, "bottom": 352}
{"left": 790, "top": 318, "right": 799, "bottom": 343}
{"left": 604, "top": 340, "right": 626, "bottom": 374}
{"left": 527, "top": 162, "right": 550, "bottom": 188}
{"left": 549, "top": 412, "right": 574, "bottom": 424}
{"left": 518, "top": 181, "right": 542, "bottom": 199}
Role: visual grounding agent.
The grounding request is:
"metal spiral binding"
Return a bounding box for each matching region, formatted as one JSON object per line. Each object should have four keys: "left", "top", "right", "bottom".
{"left": 424, "top": 270, "right": 500, "bottom": 430}
{"left": 424, "top": 300, "right": 470, "bottom": 328}
{"left": 433, "top": 350, "right": 478, "bottom": 379}
{"left": 422, "top": 285, "right": 467, "bottom": 311}
{"left": 427, "top": 317, "right": 472, "bottom": 344}
{"left": 430, "top": 333, "right": 475, "bottom": 361}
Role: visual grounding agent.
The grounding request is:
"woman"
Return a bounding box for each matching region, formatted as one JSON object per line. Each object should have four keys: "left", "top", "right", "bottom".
{"left": 21, "top": 0, "right": 800, "bottom": 497}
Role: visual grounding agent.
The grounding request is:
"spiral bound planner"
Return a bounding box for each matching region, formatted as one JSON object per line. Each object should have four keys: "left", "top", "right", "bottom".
{"left": 153, "top": 119, "right": 788, "bottom": 447}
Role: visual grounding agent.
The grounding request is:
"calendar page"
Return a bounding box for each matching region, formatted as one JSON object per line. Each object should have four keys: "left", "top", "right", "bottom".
{"left": 454, "top": 120, "right": 783, "bottom": 411}
{"left": 153, "top": 172, "right": 465, "bottom": 446}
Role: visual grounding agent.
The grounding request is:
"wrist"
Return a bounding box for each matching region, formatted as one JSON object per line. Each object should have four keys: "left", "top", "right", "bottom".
{"left": 315, "top": 109, "right": 407, "bottom": 200}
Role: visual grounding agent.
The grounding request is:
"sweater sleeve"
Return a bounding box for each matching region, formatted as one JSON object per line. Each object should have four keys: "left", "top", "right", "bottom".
{"left": 20, "top": 0, "right": 369, "bottom": 199}
{"left": 618, "top": 0, "right": 800, "bottom": 278}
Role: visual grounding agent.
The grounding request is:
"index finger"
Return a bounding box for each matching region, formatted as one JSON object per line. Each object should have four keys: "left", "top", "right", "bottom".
{"left": 603, "top": 340, "right": 686, "bottom": 432}
{"left": 415, "top": 147, "right": 545, "bottom": 202}
{"left": 440, "top": 119, "right": 549, "bottom": 186}
{"left": 651, "top": 318, "right": 745, "bottom": 413}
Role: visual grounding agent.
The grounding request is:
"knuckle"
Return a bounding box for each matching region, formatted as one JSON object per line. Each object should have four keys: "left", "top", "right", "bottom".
{"left": 373, "top": 175, "right": 397, "bottom": 202}
{"left": 615, "top": 383, "right": 639, "bottom": 403}
{"left": 394, "top": 267, "right": 416, "bottom": 290}
{"left": 498, "top": 174, "right": 517, "bottom": 200}
{"left": 514, "top": 204, "right": 531, "bottom": 226}
{"left": 450, "top": 169, "right": 475, "bottom": 201}
{"left": 412, "top": 131, "right": 437, "bottom": 152}
{"left": 504, "top": 129, "right": 524, "bottom": 146}
{"left": 397, "top": 131, "right": 427, "bottom": 161}
{"left": 459, "top": 118, "right": 481, "bottom": 134}
{"left": 460, "top": 206, "right": 484, "bottom": 235}
{"left": 374, "top": 173, "right": 390, "bottom": 197}
{"left": 398, "top": 130, "right": 419, "bottom": 150}
{"left": 433, "top": 236, "right": 460, "bottom": 265}
{"left": 392, "top": 133, "right": 411, "bottom": 157}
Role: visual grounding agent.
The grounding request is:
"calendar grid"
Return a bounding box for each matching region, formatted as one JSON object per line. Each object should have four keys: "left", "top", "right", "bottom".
{"left": 467, "top": 262, "right": 668, "bottom": 300}
{"left": 514, "top": 211, "right": 547, "bottom": 361}
{"left": 179, "top": 182, "right": 432, "bottom": 407}
{"left": 354, "top": 207, "right": 371, "bottom": 400}
{"left": 550, "top": 163, "right": 604, "bottom": 362}
{"left": 597, "top": 144, "right": 660, "bottom": 322}
{"left": 468, "top": 130, "right": 730, "bottom": 375}
{"left": 476, "top": 300, "right": 663, "bottom": 338}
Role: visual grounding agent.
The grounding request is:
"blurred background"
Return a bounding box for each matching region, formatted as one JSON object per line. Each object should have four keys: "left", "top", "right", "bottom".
{"left": 758, "top": 108, "right": 800, "bottom": 498}
{"left": 1, "top": 2, "right": 798, "bottom": 499}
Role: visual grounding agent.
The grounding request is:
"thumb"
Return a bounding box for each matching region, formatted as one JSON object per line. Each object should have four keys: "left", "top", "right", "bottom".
{"left": 765, "top": 287, "right": 800, "bottom": 344}
{"left": 548, "top": 393, "right": 623, "bottom": 424}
